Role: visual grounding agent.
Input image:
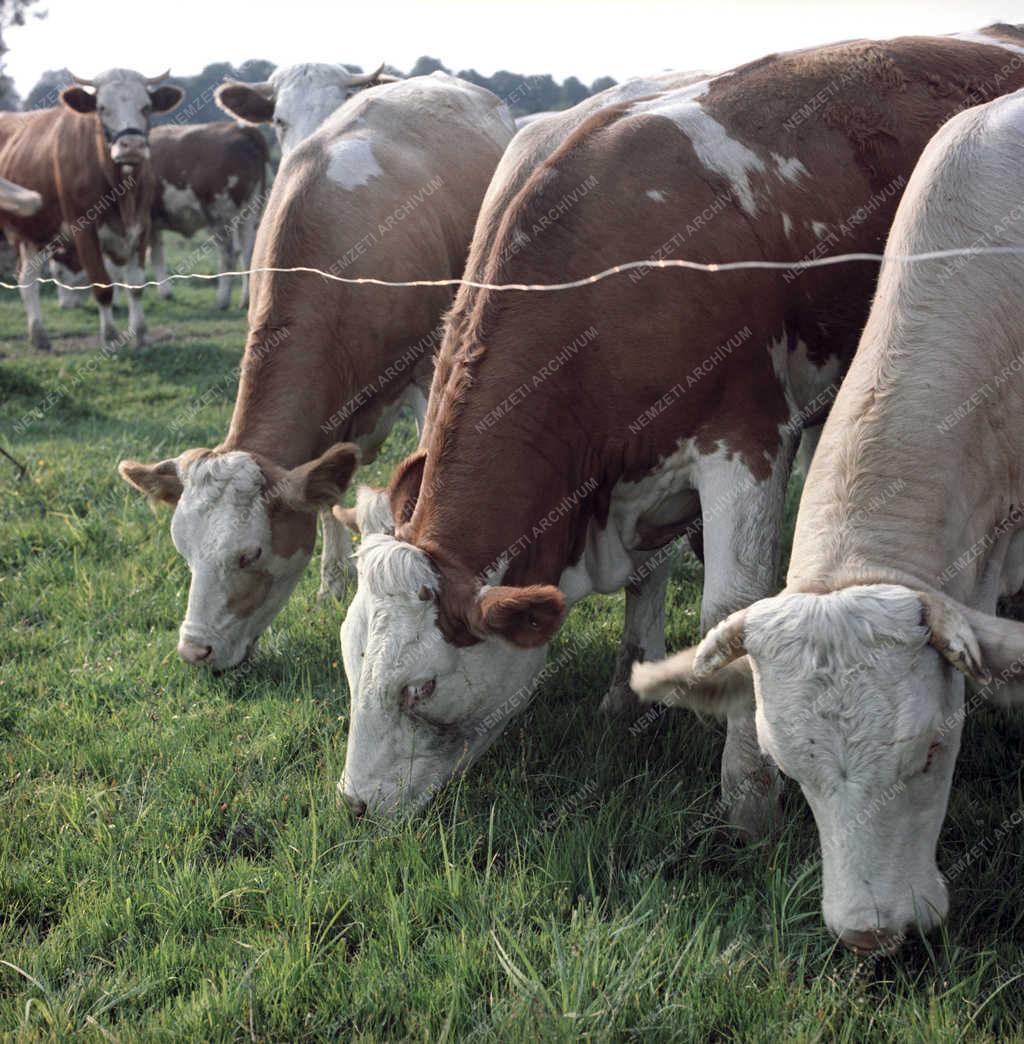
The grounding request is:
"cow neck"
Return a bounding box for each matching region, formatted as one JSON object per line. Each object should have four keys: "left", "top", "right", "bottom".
{"left": 788, "top": 322, "right": 1023, "bottom": 606}
{"left": 407, "top": 309, "right": 602, "bottom": 590}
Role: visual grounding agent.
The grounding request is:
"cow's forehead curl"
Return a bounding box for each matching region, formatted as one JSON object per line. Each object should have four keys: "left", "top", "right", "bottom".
{"left": 356, "top": 533, "right": 438, "bottom": 600}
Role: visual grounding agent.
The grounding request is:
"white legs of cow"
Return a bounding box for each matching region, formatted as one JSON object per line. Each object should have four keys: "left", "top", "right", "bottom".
{"left": 234, "top": 209, "right": 260, "bottom": 310}
{"left": 18, "top": 243, "right": 50, "bottom": 351}
{"left": 124, "top": 255, "right": 147, "bottom": 345}
{"left": 151, "top": 229, "right": 174, "bottom": 300}
{"left": 695, "top": 445, "right": 794, "bottom": 839}
{"left": 318, "top": 509, "right": 356, "bottom": 601}
{"left": 215, "top": 231, "right": 237, "bottom": 311}
{"left": 600, "top": 554, "right": 671, "bottom": 718}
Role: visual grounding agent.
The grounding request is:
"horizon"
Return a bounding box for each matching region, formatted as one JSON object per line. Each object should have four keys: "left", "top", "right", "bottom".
{"left": 5, "top": 0, "right": 1017, "bottom": 97}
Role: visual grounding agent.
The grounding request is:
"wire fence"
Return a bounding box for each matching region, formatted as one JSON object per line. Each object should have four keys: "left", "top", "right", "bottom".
{"left": 2, "top": 245, "right": 1023, "bottom": 295}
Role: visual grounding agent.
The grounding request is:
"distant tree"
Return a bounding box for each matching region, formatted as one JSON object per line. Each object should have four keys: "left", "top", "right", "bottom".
{"left": 590, "top": 76, "right": 617, "bottom": 95}
{"left": 0, "top": 0, "right": 43, "bottom": 109}
{"left": 236, "top": 58, "right": 275, "bottom": 82}
{"left": 560, "top": 75, "right": 588, "bottom": 109}
{"left": 409, "top": 56, "right": 448, "bottom": 77}
{"left": 23, "top": 66, "right": 68, "bottom": 110}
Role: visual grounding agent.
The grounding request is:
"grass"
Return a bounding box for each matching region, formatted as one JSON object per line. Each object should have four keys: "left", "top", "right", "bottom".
{"left": 3, "top": 236, "right": 1024, "bottom": 1041}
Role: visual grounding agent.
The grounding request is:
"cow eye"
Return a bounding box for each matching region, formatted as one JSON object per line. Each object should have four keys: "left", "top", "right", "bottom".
{"left": 239, "top": 548, "right": 262, "bottom": 569}
{"left": 401, "top": 679, "right": 436, "bottom": 711}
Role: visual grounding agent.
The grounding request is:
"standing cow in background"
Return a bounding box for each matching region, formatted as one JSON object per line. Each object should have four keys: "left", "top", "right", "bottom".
{"left": 335, "top": 28, "right": 1024, "bottom": 824}
{"left": 149, "top": 121, "right": 270, "bottom": 310}
{"left": 0, "top": 69, "right": 183, "bottom": 350}
{"left": 119, "top": 73, "right": 515, "bottom": 672}
{"left": 215, "top": 62, "right": 399, "bottom": 156}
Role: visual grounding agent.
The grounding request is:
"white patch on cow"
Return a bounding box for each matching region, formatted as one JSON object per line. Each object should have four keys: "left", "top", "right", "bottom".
{"left": 954, "top": 31, "right": 1024, "bottom": 58}
{"left": 98, "top": 222, "right": 143, "bottom": 265}
{"left": 781, "top": 213, "right": 794, "bottom": 237}
{"left": 646, "top": 188, "right": 668, "bottom": 203}
{"left": 208, "top": 189, "right": 238, "bottom": 226}
{"left": 169, "top": 451, "right": 312, "bottom": 670}
{"left": 811, "top": 220, "right": 830, "bottom": 240}
{"left": 632, "top": 94, "right": 765, "bottom": 215}
{"left": 771, "top": 152, "right": 809, "bottom": 183}
{"left": 326, "top": 136, "right": 383, "bottom": 190}
{"left": 162, "top": 181, "right": 205, "bottom": 236}
{"left": 744, "top": 584, "right": 959, "bottom": 942}
{"left": 767, "top": 334, "right": 842, "bottom": 423}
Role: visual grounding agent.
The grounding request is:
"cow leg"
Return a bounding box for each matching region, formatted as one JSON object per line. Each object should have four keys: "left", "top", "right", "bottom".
{"left": 18, "top": 243, "right": 50, "bottom": 351}
{"left": 124, "top": 250, "right": 146, "bottom": 347}
{"left": 696, "top": 445, "right": 793, "bottom": 839}
{"left": 216, "top": 232, "right": 236, "bottom": 311}
{"left": 74, "top": 230, "right": 120, "bottom": 348}
{"left": 318, "top": 507, "right": 355, "bottom": 601}
{"left": 51, "top": 260, "right": 84, "bottom": 309}
{"left": 795, "top": 425, "right": 822, "bottom": 478}
{"left": 151, "top": 228, "right": 173, "bottom": 299}
{"left": 235, "top": 210, "right": 258, "bottom": 309}
{"left": 600, "top": 552, "right": 672, "bottom": 718}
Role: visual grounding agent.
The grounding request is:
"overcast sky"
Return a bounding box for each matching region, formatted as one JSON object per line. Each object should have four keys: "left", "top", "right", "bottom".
{"left": 5, "top": 0, "right": 1020, "bottom": 95}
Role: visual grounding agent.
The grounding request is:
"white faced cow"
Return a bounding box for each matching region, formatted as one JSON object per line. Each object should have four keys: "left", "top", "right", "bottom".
{"left": 215, "top": 63, "right": 399, "bottom": 156}
{"left": 633, "top": 86, "right": 1024, "bottom": 954}
{"left": 119, "top": 74, "right": 515, "bottom": 671}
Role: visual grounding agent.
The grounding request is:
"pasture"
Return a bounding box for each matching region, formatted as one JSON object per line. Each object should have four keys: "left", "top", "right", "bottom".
{"left": 2, "top": 238, "right": 1024, "bottom": 1041}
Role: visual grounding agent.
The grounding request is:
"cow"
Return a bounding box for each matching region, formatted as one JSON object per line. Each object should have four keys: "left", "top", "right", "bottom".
{"left": 0, "top": 70, "right": 183, "bottom": 350}
{"left": 333, "top": 27, "right": 1024, "bottom": 823}
{"left": 149, "top": 121, "right": 270, "bottom": 310}
{"left": 631, "top": 87, "right": 1024, "bottom": 954}
{"left": 117, "top": 73, "right": 516, "bottom": 672}
{"left": 215, "top": 63, "right": 400, "bottom": 157}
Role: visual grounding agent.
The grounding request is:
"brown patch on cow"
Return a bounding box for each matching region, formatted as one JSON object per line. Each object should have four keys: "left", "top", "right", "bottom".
{"left": 227, "top": 568, "right": 274, "bottom": 618}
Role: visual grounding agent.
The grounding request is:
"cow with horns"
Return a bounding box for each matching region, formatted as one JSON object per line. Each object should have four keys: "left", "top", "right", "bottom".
{"left": 0, "top": 69, "right": 183, "bottom": 350}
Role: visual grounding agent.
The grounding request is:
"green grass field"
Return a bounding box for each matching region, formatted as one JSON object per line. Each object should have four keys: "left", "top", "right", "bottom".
{"left": 3, "top": 238, "right": 1024, "bottom": 1041}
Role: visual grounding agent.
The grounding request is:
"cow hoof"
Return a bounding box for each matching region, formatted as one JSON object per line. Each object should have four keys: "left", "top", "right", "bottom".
{"left": 599, "top": 679, "right": 643, "bottom": 721}
{"left": 158, "top": 287, "right": 174, "bottom": 301}
{"left": 30, "top": 325, "right": 51, "bottom": 352}
{"left": 317, "top": 579, "right": 351, "bottom": 603}
{"left": 216, "top": 296, "right": 231, "bottom": 311}
{"left": 131, "top": 327, "right": 147, "bottom": 348}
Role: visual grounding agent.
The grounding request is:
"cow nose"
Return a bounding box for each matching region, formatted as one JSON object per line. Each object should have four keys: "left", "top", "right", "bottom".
{"left": 177, "top": 639, "right": 213, "bottom": 665}
{"left": 342, "top": 793, "right": 367, "bottom": 818}
{"left": 839, "top": 927, "right": 902, "bottom": 956}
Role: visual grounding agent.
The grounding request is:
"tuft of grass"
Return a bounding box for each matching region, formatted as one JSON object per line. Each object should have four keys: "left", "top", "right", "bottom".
{"left": 2, "top": 236, "right": 1023, "bottom": 1040}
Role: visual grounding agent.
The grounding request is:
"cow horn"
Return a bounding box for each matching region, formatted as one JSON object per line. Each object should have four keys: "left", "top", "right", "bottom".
{"left": 145, "top": 69, "right": 171, "bottom": 85}
{"left": 67, "top": 71, "right": 96, "bottom": 87}
{"left": 349, "top": 62, "right": 386, "bottom": 86}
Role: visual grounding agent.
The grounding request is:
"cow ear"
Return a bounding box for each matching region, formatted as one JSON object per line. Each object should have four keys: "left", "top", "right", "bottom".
{"left": 631, "top": 647, "right": 754, "bottom": 718}
{"left": 473, "top": 585, "right": 565, "bottom": 648}
{"left": 61, "top": 86, "right": 96, "bottom": 114}
{"left": 215, "top": 80, "right": 275, "bottom": 124}
{"left": 332, "top": 484, "right": 394, "bottom": 536}
{"left": 278, "top": 443, "right": 359, "bottom": 512}
{"left": 630, "top": 607, "right": 752, "bottom": 718}
{"left": 148, "top": 85, "right": 184, "bottom": 114}
{"left": 388, "top": 449, "right": 426, "bottom": 527}
{"left": 118, "top": 457, "right": 183, "bottom": 506}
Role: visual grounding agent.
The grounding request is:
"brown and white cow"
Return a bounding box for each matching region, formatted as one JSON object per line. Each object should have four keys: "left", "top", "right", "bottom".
{"left": 149, "top": 121, "right": 270, "bottom": 309}
{"left": 0, "top": 70, "right": 183, "bottom": 350}
{"left": 215, "top": 63, "right": 400, "bottom": 157}
{"left": 118, "top": 73, "right": 515, "bottom": 671}
{"left": 336, "top": 27, "right": 1024, "bottom": 823}
{"left": 632, "top": 86, "right": 1024, "bottom": 953}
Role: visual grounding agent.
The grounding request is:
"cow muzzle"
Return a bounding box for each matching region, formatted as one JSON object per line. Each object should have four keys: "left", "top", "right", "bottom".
{"left": 838, "top": 927, "right": 904, "bottom": 957}
{"left": 109, "top": 128, "right": 149, "bottom": 165}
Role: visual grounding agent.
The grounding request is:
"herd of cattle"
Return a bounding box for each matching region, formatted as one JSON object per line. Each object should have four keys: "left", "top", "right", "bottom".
{"left": 6, "top": 25, "right": 1024, "bottom": 956}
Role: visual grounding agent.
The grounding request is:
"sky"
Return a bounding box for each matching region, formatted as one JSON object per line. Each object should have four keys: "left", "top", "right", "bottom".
{"left": 5, "top": 0, "right": 1022, "bottom": 96}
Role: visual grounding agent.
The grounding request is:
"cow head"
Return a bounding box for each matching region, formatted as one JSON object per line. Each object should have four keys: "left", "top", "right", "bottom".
{"left": 118, "top": 444, "right": 358, "bottom": 670}
{"left": 631, "top": 583, "right": 1024, "bottom": 954}
{"left": 336, "top": 458, "right": 565, "bottom": 816}
{"left": 215, "top": 63, "right": 400, "bottom": 155}
{"left": 62, "top": 69, "right": 183, "bottom": 166}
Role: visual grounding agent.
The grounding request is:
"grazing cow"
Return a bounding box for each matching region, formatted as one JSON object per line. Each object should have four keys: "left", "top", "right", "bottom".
{"left": 215, "top": 63, "right": 400, "bottom": 156}
{"left": 632, "top": 87, "right": 1024, "bottom": 953}
{"left": 335, "top": 27, "right": 1024, "bottom": 822}
{"left": 0, "top": 70, "right": 183, "bottom": 350}
{"left": 149, "top": 121, "right": 271, "bottom": 309}
{"left": 118, "top": 73, "right": 515, "bottom": 671}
